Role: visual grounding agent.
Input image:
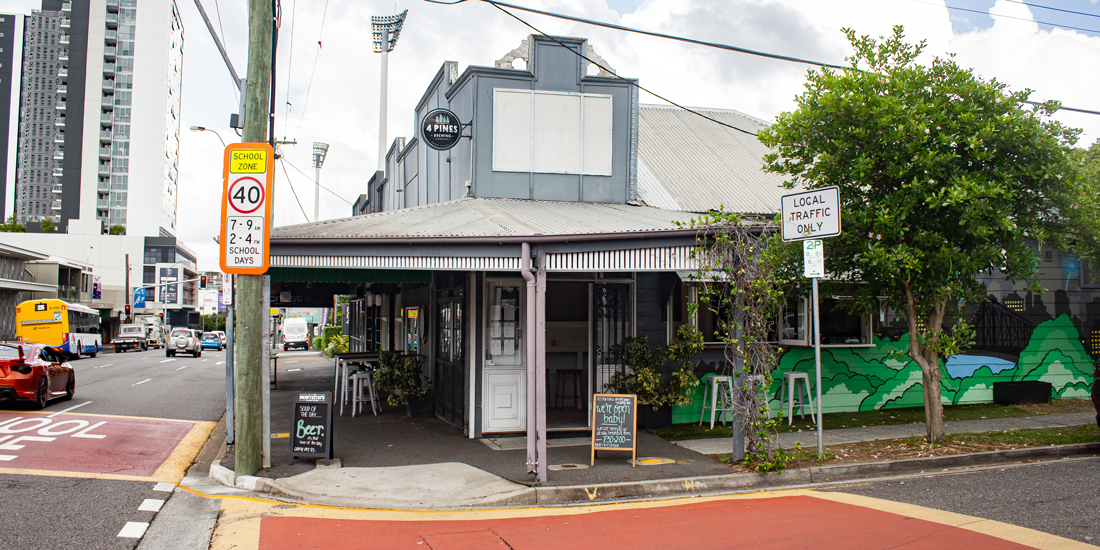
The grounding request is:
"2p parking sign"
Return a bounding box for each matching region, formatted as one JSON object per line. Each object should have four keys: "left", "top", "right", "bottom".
{"left": 220, "top": 144, "right": 274, "bottom": 275}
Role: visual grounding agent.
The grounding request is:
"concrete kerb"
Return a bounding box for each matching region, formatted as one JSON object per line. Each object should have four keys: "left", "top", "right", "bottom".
{"left": 202, "top": 442, "right": 1100, "bottom": 508}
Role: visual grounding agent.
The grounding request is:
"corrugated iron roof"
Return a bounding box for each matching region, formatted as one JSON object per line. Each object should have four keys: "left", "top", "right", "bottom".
{"left": 271, "top": 197, "right": 700, "bottom": 240}
{"left": 637, "top": 104, "right": 791, "bottom": 214}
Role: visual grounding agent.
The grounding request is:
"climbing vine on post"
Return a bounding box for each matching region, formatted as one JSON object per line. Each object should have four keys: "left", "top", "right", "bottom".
{"left": 684, "top": 212, "right": 793, "bottom": 472}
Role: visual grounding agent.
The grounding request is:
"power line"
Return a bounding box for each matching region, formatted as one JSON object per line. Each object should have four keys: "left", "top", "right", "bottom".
{"left": 281, "top": 157, "right": 353, "bottom": 204}
{"left": 293, "top": 0, "right": 330, "bottom": 135}
{"left": 278, "top": 158, "right": 311, "bottom": 223}
{"left": 433, "top": 0, "right": 1099, "bottom": 118}
{"left": 211, "top": 0, "right": 235, "bottom": 103}
{"left": 908, "top": 0, "right": 1100, "bottom": 34}
{"left": 1003, "top": 0, "right": 1100, "bottom": 20}
{"left": 483, "top": 2, "right": 759, "bottom": 136}
{"left": 282, "top": 0, "right": 296, "bottom": 138}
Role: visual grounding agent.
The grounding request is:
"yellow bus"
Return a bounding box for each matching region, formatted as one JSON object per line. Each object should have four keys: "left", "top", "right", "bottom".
{"left": 15, "top": 299, "right": 102, "bottom": 358}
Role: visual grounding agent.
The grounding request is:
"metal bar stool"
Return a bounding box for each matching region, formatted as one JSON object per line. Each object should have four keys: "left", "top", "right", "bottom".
{"left": 698, "top": 374, "right": 735, "bottom": 429}
{"left": 782, "top": 371, "right": 814, "bottom": 425}
{"left": 350, "top": 368, "right": 379, "bottom": 417}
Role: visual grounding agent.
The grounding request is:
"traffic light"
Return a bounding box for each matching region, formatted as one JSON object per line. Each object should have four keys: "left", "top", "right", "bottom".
{"left": 124, "top": 304, "right": 131, "bottom": 317}
{"left": 200, "top": 275, "right": 207, "bottom": 289}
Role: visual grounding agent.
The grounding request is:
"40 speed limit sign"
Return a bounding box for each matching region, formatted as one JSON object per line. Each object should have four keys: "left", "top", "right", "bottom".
{"left": 219, "top": 143, "right": 274, "bottom": 274}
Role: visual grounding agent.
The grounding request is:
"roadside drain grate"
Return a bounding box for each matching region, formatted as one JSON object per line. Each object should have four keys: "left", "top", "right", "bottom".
{"left": 548, "top": 463, "right": 590, "bottom": 471}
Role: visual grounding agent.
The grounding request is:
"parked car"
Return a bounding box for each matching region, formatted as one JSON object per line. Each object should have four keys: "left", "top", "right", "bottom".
{"left": 113, "top": 323, "right": 148, "bottom": 353}
{"left": 200, "top": 332, "right": 224, "bottom": 351}
{"left": 0, "top": 343, "right": 74, "bottom": 409}
{"left": 167, "top": 328, "right": 201, "bottom": 358}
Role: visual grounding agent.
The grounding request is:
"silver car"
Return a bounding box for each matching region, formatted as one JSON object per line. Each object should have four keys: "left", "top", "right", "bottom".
{"left": 167, "top": 328, "right": 201, "bottom": 358}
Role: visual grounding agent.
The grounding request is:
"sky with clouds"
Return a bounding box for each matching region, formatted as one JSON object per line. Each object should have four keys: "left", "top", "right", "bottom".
{"left": 2, "top": 0, "right": 1099, "bottom": 271}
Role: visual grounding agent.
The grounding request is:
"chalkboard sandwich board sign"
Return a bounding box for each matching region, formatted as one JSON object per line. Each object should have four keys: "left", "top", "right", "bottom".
{"left": 591, "top": 393, "right": 637, "bottom": 468}
{"left": 289, "top": 391, "right": 333, "bottom": 465}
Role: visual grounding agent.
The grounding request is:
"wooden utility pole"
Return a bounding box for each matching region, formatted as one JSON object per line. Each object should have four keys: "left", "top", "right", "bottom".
{"left": 235, "top": 0, "right": 272, "bottom": 480}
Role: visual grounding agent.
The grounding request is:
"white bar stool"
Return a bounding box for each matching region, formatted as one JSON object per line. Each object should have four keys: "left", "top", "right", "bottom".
{"left": 698, "top": 374, "right": 734, "bottom": 429}
{"left": 782, "top": 371, "right": 813, "bottom": 425}
{"left": 350, "top": 370, "right": 379, "bottom": 417}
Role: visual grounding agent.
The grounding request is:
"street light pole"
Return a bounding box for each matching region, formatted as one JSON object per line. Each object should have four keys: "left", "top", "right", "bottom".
{"left": 189, "top": 126, "right": 228, "bottom": 147}
{"left": 312, "top": 142, "right": 328, "bottom": 222}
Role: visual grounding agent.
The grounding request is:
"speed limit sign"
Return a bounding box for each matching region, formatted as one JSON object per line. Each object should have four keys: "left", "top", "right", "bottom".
{"left": 220, "top": 143, "right": 274, "bottom": 274}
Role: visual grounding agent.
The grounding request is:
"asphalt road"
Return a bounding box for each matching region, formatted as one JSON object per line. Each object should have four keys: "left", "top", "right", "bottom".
{"left": 1, "top": 346, "right": 226, "bottom": 550}
{"left": 826, "top": 456, "right": 1100, "bottom": 546}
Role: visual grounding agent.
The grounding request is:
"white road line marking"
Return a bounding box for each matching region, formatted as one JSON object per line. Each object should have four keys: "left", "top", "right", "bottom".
{"left": 160, "top": 358, "right": 176, "bottom": 363}
{"left": 152, "top": 482, "right": 175, "bottom": 492}
{"left": 138, "top": 499, "right": 165, "bottom": 512}
{"left": 47, "top": 401, "right": 92, "bottom": 418}
{"left": 96, "top": 364, "right": 113, "bottom": 369}
{"left": 176, "top": 366, "right": 186, "bottom": 371}
{"left": 132, "top": 379, "right": 152, "bottom": 386}
{"left": 201, "top": 359, "right": 208, "bottom": 362}
{"left": 0, "top": 455, "right": 15, "bottom": 461}
{"left": 287, "top": 368, "right": 302, "bottom": 372}
{"left": 117, "top": 522, "right": 149, "bottom": 538}
{"left": 216, "top": 361, "right": 225, "bottom": 365}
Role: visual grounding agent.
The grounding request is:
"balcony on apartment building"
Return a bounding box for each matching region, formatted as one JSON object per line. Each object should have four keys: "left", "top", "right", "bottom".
{"left": 54, "top": 133, "right": 65, "bottom": 144}
{"left": 98, "top": 178, "right": 110, "bottom": 193}
{"left": 52, "top": 167, "right": 64, "bottom": 178}
{"left": 103, "top": 62, "right": 115, "bottom": 76}
{"left": 106, "top": 0, "right": 119, "bottom": 11}
{"left": 61, "top": 2, "right": 71, "bottom": 13}
{"left": 105, "top": 13, "right": 118, "bottom": 28}
{"left": 53, "top": 184, "right": 64, "bottom": 195}
{"left": 57, "top": 67, "right": 68, "bottom": 78}
{"left": 60, "top": 18, "right": 70, "bottom": 32}
{"left": 52, "top": 200, "right": 63, "bottom": 212}
{"left": 104, "top": 30, "right": 117, "bottom": 45}
{"left": 100, "top": 113, "right": 113, "bottom": 127}
{"left": 53, "top": 150, "right": 64, "bottom": 161}
{"left": 102, "top": 95, "right": 114, "bottom": 109}
{"left": 103, "top": 46, "right": 116, "bottom": 59}
{"left": 96, "top": 197, "right": 109, "bottom": 209}
{"left": 98, "top": 163, "right": 111, "bottom": 176}
{"left": 59, "top": 52, "right": 69, "bottom": 63}
{"left": 57, "top": 85, "right": 67, "bottom": 96}
{"left": 100, "top": 130, "right": 113, "bottom": 143}
{"left": 99, "top": 146, "right": 112, "bottom": 159}
{"left": 56, "top": 101, "right": 66, "bottom": 112}
{"left": 54, "top": 116, "right": 66, "bottom": 128}
{"left": 102, "top": 79, "right": 114, "bottom": 92}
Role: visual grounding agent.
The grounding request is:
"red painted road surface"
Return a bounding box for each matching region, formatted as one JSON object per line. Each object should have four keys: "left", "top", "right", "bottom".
{"left": 0, "top": 412, "right": 195, "bottom": 477}
{"left": 258, "top": 496, "right": 1031, "bottom": 549}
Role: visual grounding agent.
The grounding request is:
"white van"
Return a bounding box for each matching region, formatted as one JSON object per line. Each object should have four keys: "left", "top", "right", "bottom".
{"left": 282, "top": 317, "right": 309, "bottom": 351}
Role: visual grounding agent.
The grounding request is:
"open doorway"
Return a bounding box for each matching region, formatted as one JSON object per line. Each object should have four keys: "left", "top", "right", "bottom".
{"left": 546, "top": 280, "right": 590, "bottom": 429}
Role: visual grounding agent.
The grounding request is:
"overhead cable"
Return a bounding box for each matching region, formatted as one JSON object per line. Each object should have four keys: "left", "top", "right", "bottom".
{"left": 908, "top": 0, "right": 1100, "bottom": 34}
{"left": 278, "top": 158, "right": 312, "bottom": 223}
{"left": 293, "top": 0, "right": 330, "bottom": 135}
{"left": 281, "top": 158, "right": 353, "bottom": 205}
{"left": 1005, "top": 0, "right": 1100, "bottom": 19}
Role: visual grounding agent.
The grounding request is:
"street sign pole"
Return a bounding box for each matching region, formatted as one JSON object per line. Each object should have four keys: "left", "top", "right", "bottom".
{"left": 785, "top": 188, "right": 841, "bottom": 460}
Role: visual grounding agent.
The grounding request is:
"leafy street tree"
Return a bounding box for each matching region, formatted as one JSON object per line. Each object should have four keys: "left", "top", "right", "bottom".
{"left": 1059, "top": 139, "right": 1100, "bottom": 271}
{"left": 0, "top": 214, "right": 25, "bottom": 233}
{"left": 109, "top": 224, "right": 126, "bottom": 235}
{"left": 758, "top": 26, "right": 1080, "bottom": 442}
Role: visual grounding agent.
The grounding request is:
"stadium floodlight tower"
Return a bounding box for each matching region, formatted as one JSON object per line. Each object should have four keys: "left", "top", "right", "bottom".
{"left": 372, "top": 10, "right": 408, "bottom": 173}
{"left": 312, "top": 142, "right": 329, "bottom": 221}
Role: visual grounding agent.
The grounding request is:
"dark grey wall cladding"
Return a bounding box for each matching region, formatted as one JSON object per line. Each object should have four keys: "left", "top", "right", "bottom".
{"left": 0, "top": 14, "right": 15, "bottom": 217}
{"left": 402, "top": 35, "right": 636, "bottom": 208}
{"left": 53, "top": 0, "right": 88, "bottom": 229}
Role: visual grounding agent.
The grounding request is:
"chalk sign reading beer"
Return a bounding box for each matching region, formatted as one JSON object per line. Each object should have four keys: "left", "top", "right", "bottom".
{"left": 591, "top": 393, "right": 637, "bottom": 468}
{"left": 289, "top": 391, "right": 333, "bottom": 465}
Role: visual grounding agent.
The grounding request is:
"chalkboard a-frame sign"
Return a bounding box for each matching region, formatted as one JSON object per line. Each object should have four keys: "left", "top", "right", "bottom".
{"left": 289, "top": 391, "right": 333, "bottom": 465}
{"left": 591, "top": 393, "right": 637, "bottom": 467}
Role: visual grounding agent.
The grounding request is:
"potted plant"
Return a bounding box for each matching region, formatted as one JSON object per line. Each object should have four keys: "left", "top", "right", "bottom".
{"left": 374, "top": 351, "right": 432, "bottom": 416}
{"left": 321, "top": 334, "right": 349, "bottom": 358}
{"left": 608, "top": 325, "right": 704, "bottom": 429}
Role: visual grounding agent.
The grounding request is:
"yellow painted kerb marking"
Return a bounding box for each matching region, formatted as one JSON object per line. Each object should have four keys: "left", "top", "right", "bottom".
{"left": 152, "top": 420, "right": 216, "bottom": 482}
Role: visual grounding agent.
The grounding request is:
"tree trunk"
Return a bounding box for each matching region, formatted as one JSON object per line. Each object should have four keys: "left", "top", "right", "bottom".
{"left": 903, "top": 282, "right": 947, "bottom": 443}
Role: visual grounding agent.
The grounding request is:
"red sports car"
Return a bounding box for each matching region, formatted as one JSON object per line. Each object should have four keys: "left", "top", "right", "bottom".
{"left": 0, "top": 343, "right": 75, "bottom": 409}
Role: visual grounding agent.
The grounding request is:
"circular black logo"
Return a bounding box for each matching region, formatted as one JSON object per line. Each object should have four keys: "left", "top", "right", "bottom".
{"left": 421, "top": 109, "right": 463, "bottom": 150}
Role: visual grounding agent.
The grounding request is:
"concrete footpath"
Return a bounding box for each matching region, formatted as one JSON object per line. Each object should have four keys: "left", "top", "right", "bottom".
{"left": 195, "top": 351, "right": 1099, "bottom": 509}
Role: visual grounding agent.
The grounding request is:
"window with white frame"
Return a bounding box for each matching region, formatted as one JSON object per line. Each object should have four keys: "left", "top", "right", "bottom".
{"left": 493, "top": 89, "right": 612, "bottom": 176}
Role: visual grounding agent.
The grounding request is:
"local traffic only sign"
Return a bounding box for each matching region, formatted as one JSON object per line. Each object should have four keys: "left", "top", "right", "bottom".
{"left": 781, "top": 186, "right": 841, "bottom": 242}
{"left": 220, "top": 143, "right": 274, "bottom": 274}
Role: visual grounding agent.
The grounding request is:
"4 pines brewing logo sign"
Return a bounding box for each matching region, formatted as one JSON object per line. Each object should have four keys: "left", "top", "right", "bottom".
{"left": 421, "top": 108, "right": 463, "bottom": 151}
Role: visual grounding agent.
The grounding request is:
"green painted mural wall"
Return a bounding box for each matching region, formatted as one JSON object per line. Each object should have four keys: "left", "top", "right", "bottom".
{"left": 672, "top": 314, "right": 1095, "bottom": 423}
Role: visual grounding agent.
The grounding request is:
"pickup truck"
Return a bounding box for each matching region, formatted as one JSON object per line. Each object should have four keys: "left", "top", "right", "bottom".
{"left": 113, "top": 324, "right": 148, "bottom": 353}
